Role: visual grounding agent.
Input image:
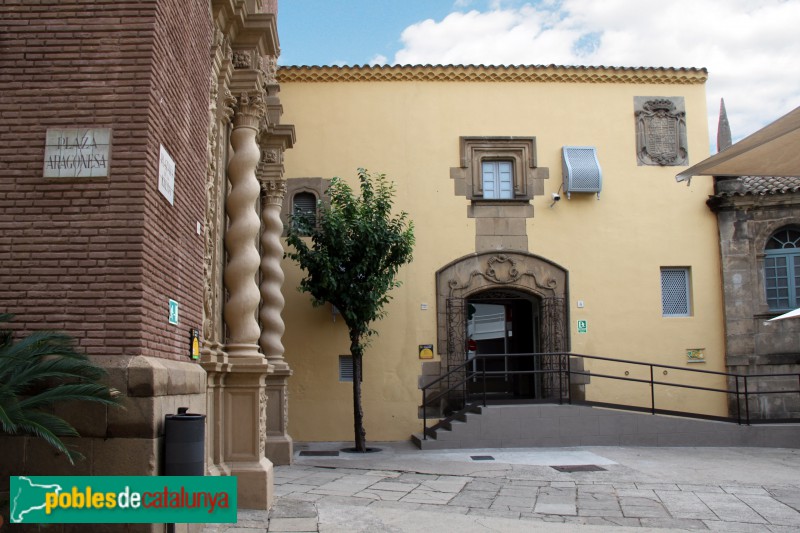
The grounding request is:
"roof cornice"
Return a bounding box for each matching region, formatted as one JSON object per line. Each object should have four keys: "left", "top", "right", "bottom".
{"left": 277, "top": 64, "right": 708, "bottom": 84}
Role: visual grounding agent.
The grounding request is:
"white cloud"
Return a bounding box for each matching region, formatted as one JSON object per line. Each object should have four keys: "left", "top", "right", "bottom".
{"left": 369, "top": 54, "right": 388, "bottom": 66}
{"left": 392, "top": 0, "right": 800, "bottom": 143}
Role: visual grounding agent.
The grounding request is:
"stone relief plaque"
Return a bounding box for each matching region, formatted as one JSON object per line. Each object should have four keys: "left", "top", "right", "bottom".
{"left": 634, "top": 97, "right": 687, "bottom": 166}
{"left": 43, "top": 128, "right": 111, "bottom": 178}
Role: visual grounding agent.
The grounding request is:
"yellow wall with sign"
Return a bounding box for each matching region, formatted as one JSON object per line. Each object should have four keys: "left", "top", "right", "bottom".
{"left": 278, "top": 65, "right": 725, "bottom": 442}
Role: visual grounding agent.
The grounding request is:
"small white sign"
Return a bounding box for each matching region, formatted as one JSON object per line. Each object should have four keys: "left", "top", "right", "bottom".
{"left": 43, "top": 128, "right": 111, "bottom": 178}
{"left": 158, "top": 144, "right": 175, "bottom": 205}
{"left": 168, "top": 299, "right": 179, "bottom": 325}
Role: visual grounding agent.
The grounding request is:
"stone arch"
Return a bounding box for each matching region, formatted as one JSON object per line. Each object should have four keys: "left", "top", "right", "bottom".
{"left": 435, "top": 251, "right": 569, "bottom": 356}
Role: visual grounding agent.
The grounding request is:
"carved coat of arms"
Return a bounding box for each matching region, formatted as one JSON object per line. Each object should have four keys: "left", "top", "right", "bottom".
{"left": 635, "top": 98, "right": 688, "bottom": 166}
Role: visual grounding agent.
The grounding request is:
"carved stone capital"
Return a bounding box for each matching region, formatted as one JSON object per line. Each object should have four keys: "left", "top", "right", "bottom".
{"left": 260, "top": 179, "right": 286, "bottom": 206}
{"left": 232, "top": 90, "right": 267, "bottom": 129}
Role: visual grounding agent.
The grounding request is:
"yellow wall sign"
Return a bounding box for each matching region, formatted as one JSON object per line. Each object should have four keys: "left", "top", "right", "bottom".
{"left": 190, "top": 329, "right": 200, "bottom": 360}
{"left": 418, "top": 344, "right": 434, "bottom": 359}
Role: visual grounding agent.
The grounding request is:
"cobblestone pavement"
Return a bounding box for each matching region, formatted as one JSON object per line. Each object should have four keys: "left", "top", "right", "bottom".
{"left": 204, "top": 443, "right": 800, "bottom": 532}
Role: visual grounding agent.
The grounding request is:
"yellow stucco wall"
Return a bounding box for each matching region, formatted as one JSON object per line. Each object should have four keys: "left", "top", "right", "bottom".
{"left": 278, "top": 66, "right": 725, "bottom": 441}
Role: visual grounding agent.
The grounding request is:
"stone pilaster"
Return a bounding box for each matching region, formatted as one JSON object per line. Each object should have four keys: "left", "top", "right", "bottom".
{"left": 257, "top": 129, "right": 295, "bottom": 465}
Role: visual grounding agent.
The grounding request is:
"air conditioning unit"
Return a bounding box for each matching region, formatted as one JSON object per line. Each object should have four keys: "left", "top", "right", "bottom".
{"left": 562, "top": 146, "right": 602, "bottom": 199}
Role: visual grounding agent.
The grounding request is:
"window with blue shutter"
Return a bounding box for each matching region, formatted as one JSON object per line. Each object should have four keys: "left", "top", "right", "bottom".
{"left": 765, "top": 228, "right": 800, "bottom": 311}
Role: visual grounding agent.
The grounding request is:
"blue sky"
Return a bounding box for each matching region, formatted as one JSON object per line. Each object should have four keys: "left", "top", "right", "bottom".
{"left": 277, "top": 0, "right": 800, "bottom": 142}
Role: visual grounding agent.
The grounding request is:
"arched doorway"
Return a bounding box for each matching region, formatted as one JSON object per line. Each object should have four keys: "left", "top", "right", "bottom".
{"left": 435, "top": 252, "right": 569, "bottom": 405}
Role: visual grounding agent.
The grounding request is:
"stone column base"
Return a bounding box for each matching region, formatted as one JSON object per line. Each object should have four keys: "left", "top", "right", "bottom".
{"left": 222, "top": 359, "right": 274, "bottom": 510}
{"left": 265, "top": 368, "right": 293, "bottom": 465}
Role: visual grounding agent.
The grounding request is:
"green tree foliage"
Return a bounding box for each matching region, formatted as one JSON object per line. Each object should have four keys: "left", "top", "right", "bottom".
{"left": 0, "top": 314, "right": 122, "bottom": 464}
{"left": 286, "top": 169, "right": 414, "bottom": 452}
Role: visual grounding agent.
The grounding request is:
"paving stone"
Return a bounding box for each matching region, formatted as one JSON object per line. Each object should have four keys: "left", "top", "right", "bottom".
{"left": 266, "top": 517, "right": 317, "bottom": 532}
{"left": 636, "top": 483, "right": 680, "bottom": 491}
{"left": 736, "top": 494, "right": 800, "bottom": 526}
{"left": 620, "top": 504, "right": 670, "bottom": 518}
{"left": 491, "top": 495, "right": 534, "bottom": 511}
{"left": 467, "top": 507, "right": 521, "bottom": 520}
{"left": 577, "top": 507, "right": 624, "bottom": 518}
{"left": 353, "top": 489, "right": 405, "bottom": 501}
{"left": 365, "top": 470, "right": 402, "bottom": 477}
{"left": 696, "top": 492, "right": 768, "bottom": 524}
{"left": 497, "top": 485, "right": 540, "bottom": 498}
{"left": 367, "top": 500, "right": 422, "bottom": 511}
{"left": 550, "top": 481, "right": 576, "bottom": 488}
{"left": 367, "top": 480, "right": 419, "bottom": 493}
{"left": 534, "top": 501, "right": 577, "bottom": 516}
{"left": 418, "top": 503, "right": 470, "bottom": 514}
{"left": 420, "top": 478, "right": 470, "bottom": 493}
{"left": 703, "top": 520, "right": 774, "bottom": 532}
{"left": 269, "top": 499, "right": 317, "bottom": 519}
{"left": 400, "top": 488, "right": 456, "bottom": 505}
{"left": 463, "top": 479, "right": 504, "bottom": 492}
{"left": 678, "top": 484, "right": 726, "bottom": 493}
{"left": 640, "top": 517, "right": 708, "bottom": 530}
{"left": 616, "top": 488, "right": 658, "bottom": 500}
{"left": 723, "top": 485, "right": 770, "bottom": 495}
{"left": 655, "top": 490, "right": 716, "bottom": 520}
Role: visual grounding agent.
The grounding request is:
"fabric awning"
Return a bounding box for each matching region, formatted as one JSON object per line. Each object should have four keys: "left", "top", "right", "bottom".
{"left": 676, "top": 106, "right": 800, "bottom": 182}
{"left": 767, "top": 307, "right": 800, "bottom": 321}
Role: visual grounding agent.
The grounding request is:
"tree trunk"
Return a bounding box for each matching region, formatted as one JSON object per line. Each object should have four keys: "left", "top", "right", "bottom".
{"left": 350, "top": 335, "right": 367, "bottom": 452}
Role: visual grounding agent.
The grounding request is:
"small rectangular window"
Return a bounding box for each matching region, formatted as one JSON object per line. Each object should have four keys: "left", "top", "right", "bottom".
{"left": 481, "top": 160, "right": 514, "bottom": 199}
{"left": 661, "top": 267, "right": 691, "bottom": 317}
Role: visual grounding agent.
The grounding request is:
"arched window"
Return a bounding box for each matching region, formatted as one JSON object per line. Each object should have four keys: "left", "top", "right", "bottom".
{"left": 764, "top": 227, "right": 800, "bottom": 311}
{"left": 292, "top": 191, "right": 317, "bottom": 232}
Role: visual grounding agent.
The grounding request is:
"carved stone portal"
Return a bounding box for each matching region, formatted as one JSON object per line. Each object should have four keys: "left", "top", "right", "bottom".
{"left": 435, "top": 251, "right": 569, "bottom": 355}
{"left": 635, "top": 97, "right": 688, "bottom": 166}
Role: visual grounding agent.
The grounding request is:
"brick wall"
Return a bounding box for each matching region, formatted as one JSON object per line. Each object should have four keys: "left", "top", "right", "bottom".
{"left": 0, "top": 0, "right": 211, "bottom": 362}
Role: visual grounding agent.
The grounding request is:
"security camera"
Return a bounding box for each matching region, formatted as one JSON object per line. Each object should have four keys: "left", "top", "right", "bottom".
{"left": 552, "top": 192, "right": 561, "bottom": 201}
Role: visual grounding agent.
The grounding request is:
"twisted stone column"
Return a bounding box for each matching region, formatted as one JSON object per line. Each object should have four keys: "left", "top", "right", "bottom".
{"left": 259, "top": 179, "right": 287, "bottom": 369}
{"left": 221, "top": 89, "right": 275, "bottom": 509}
{"left": 224, "top": 92, "right": 265, "bottom": 360}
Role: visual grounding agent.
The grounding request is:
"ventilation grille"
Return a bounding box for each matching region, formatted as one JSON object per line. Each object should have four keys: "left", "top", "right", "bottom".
{"left": 661, "top": 268, "right": 690, "bottom": 316}
{"left": 339, "top": 355, "right": 354, "bottom": 382}
{"left": 562, "top": 146, "right": 602, "bottom": 198}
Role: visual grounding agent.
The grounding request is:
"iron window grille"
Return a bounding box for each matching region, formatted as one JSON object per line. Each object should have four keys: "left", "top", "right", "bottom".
{"left": 661, "top": 268, "right": 691, "bottom": 317}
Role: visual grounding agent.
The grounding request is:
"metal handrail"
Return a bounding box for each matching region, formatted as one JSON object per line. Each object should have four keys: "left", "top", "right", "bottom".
{"left": 419, "top": 351, "right": 800, "bottom": 439}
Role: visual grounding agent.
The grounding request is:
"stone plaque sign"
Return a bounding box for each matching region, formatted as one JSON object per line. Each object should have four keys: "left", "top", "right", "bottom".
{"left": 634, "top": 97, "right": 687, "bottom": 166}
{"left": 158, "top": 144, "right": 175, "bottom": 205}
{"left": 43, "top": 128, "right": 111, "bottom": 178}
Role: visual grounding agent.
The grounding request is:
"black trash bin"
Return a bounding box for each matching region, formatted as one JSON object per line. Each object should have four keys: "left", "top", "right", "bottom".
{"left": 164, "top": 407, "right": 205, "bottom": 476}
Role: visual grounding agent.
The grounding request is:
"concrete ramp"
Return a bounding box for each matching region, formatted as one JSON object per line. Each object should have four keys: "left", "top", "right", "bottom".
{"left": 413, "top": 403, "right": 800, "bottom": 450}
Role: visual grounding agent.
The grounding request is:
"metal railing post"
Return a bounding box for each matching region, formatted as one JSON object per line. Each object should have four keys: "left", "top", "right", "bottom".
{"left": 558, "top": 355, "right": 563, "bottom": 405}
{"left": 650, "top": 364, "right": 655, "bottom": 414}
{"left": 744, "top": 375, "right": 750, "bottom": 425}
{"left": 566, "top": 353, "right": 572, "bottom": 405}
{"left": 735, "top": 376, "right": 741, "bottom": 425}
{"left": 482, "top": 359, "right": 487, "bottom": 407}
{"left": 422, "top": 387, "right": 427, "bottom": 440}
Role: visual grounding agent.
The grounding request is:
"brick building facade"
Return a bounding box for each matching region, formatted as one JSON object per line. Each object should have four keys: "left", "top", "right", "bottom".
{"left": 1, "top": 0, "right": 293, "bottom": 527}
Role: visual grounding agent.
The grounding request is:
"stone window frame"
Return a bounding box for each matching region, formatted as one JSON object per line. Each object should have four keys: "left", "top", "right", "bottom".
{"left": 281, "top": 177, "right": 330, "bottom": 236}
{"left": 451, "top": 137, "right": 543, "bottom": 203}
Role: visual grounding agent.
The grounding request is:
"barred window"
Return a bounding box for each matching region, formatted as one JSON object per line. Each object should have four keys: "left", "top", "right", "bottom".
{"left": 292, "top": 191, "right": 317, "bottom": 233}
{"left": 661, "top": 268, "right": 691, "bottom": 317}
{"left": 765, "top": 228, "right": 800, "bottom": 311}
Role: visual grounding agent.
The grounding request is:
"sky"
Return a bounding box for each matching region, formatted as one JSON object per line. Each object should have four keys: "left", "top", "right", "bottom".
{"left": 277, "top": 0, "right": 800, "bottom": 147}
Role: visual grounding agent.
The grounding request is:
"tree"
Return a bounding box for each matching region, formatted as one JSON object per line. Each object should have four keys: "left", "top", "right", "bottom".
{"left": 0, "top": 314, "right": 122, "bottom": 464}
{"left": 286, "top": 169, "right": 414, "bottom": 452}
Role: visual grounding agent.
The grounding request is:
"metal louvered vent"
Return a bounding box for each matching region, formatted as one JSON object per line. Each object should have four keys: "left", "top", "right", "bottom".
{"left": 661, "top": 268, "right": 690, "bottom": 317}
{"left": 339, "top": 355, "right": 353, "bottom": 382}
{"left": 562, "top": 146, "right": 602, "bottom": 199}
